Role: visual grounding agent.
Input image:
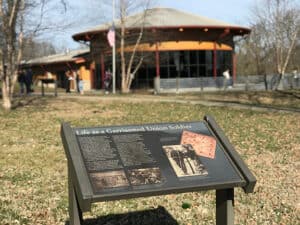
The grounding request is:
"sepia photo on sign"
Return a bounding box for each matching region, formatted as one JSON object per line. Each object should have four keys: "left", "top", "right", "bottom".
{"left": 128, "top": 167, "right": 163, "bottom": 185}
{"left": 163, "top": 144, "right": 208, "bottom": 177}
{"left": 90, "top": 170, "right": 129, "bottom": 190}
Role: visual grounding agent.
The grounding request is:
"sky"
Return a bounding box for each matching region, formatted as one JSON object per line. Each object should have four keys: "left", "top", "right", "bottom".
{"left": 45, "top": 0, "right": 256, "bottom": 51}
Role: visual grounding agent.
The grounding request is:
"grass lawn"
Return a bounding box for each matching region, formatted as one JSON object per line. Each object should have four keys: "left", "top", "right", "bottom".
{"left": 164, "top": 90, "right": 300, "bottom": 109}
{"left": 0, "top": 96, "right": 299, "bottom": 225}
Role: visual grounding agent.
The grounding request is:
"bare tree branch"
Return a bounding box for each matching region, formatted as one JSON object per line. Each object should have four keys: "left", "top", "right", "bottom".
{"left": 9, "top": 1, "right": 20, "bottom": 28}
{"left": 0, "top": 0, "right": 71, "bottom": 110}
{"left": 239, "top": 0, "right": 299, "bottom": 78}
{"left": 118, "top": 0, "right": 153, "bottom": 92}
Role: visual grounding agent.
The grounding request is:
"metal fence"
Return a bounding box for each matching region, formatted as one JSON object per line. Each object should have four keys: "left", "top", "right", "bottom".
{"left": 156, "top": 74, "right": 300, "bottom": 93}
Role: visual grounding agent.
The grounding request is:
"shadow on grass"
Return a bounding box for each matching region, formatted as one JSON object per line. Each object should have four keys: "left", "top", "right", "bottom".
{"left": 276, "top": 90, "right": 300, "bottom": 99}
{"left": 200, "top": 90, "right": 300, "bottom": 109}
{"left": 66, "top": 206, "right": 179, "bottom": 225}
{"left": 11, "top": 96, "right": 51, "bottom": 110}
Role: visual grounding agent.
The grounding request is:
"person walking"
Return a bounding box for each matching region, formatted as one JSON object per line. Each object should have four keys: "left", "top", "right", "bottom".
{"left": 222, "top": 69, "right": 230, "bottom": 90}
{"left": 293, "top": 69, "right": 299, "bottom": 88}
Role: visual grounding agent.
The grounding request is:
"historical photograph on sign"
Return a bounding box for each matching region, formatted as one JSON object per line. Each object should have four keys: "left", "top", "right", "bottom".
{"left": 90, "top": 170, "right": 129, "bottom": 190}
{"left": 181, "top": 130, "right": 217, "bottom": 159}
{"left": 163, "top": 144, "right": 208, "bottom": 177}
{"left": 128, "top": 167, "right": 163, "bottom": 185}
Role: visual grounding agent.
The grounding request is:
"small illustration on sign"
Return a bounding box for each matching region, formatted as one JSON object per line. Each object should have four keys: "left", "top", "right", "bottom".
{"left": 181, "top": 130, "right": 216, "bottom": 159}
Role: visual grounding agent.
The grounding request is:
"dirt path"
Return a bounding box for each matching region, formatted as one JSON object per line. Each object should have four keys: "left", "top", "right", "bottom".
{"left": 57, "top": 94, "right": 300, "bottom": 114}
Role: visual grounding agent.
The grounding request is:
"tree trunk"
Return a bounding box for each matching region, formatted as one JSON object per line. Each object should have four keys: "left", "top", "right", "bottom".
{"left": 2, "top": 76, "right": 12, "bottom": 111}
{"left": 0, "top": 0, "right": 24, "bottom": 111}
{"left": 119, "top": 2, "right": 149, "bottom": 93}
{"left": 122, "top": 85, "right": 130, "bottom": 93}
{"left": 263, "top": 74, "right": 268, "bottom": 90}
{"left": 276, "top": 73, "right": 286, "bottom": 90}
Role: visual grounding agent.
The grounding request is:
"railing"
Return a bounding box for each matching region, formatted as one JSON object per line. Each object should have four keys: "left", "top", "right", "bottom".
{"left": 156, "top": 74, "right": 300, "bottom": 92}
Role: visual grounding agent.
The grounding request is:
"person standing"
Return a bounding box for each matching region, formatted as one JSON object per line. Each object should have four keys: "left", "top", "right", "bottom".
{"left": 75, "top": 70, "right": 80, "bottom": 93}
{"left": 104, "top": 69, "right": 112, "bottom": 94}
{"left": 25, "top": 68, "right": 33, "bottom": 94}
{"left": 222, "top": 69, "right": 230, "bottom": 90}
{"left": 65, "top": 70, "right": 73, "bottom": 93}
{"left": 78, "top": 75, "right": 84, "bottom": 95}
{"left": 18, "top": 70, "right": 26, "bottom": 95}
{"left": 293, "top": 69, "right": 299, "bottom": 88}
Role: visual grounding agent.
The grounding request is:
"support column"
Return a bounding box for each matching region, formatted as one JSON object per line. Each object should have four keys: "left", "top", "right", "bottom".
{"left": 216, "top": 189, "right": 234, "bottom": 225}
{"left": 213, "top": 42, "right": 217, "bottom": 79}
{"left": 41, "top": 80, "right": 45, "bottom": 96}
{"left": 154, "top": 43, "right": 160, "bottom": 94}
{"left": 155, "top": 43, "right": 160, "bottom": 77}
{"left": 89, "top": 62, "right": 95, "bottom": 89}
{"left": 101, "top": 54, "right": 105, "bottom": 89}
{"left": 54, "top": 79, "right": 57, "bottom": 97}
{"left": 68, "top": 164, "right": 83, "bottom": 225}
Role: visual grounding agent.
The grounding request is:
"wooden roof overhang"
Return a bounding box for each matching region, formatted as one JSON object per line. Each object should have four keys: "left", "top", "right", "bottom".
{"left": 29, "top": 60, "right": 76, "bottom": 67}
{"left": 72, "top": 25, "right": 251, "bottom": 43}
{"left": 25, "top": 52, "right": 91, "bottom": 69}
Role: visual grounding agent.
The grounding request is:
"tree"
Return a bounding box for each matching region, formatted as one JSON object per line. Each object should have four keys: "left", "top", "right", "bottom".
{"left": 236, "top": 22, "right": 274, "bottom": 76}
{"left": 22, "top": 37, "right": 56, "bottom": 61}
{"left": 117, "top": 0, "right": 154, "bottom": 93}
{"left": 250, "top": 0, "right": 300, "bottom": 89}
{"left": 0, "top": 0, "right": 68, "bottom": 111}
{"left": 77, "top": 0, "right": 158, "bottom": 93}
{"left": 0, "top": 0, "right": 24, "bottom": 110}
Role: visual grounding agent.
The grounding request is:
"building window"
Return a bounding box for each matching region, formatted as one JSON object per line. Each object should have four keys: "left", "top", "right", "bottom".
{"left": 217, "top": 51, "right": 232, "bottom": 76}
{"left": 160, "top": 51, "right": 217, "bottom": 78}
{"left": 127, "top": 50, "right": 233, "bottom": 89}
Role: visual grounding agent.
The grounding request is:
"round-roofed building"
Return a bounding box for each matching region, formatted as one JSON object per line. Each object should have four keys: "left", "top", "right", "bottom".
{"left": 73, "top": 7, "right": 250, "bottom": 91}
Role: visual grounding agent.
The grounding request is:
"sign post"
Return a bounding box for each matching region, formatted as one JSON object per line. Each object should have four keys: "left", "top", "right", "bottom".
{"left": 112, "top": 0, "right": 116, "bottom": 94}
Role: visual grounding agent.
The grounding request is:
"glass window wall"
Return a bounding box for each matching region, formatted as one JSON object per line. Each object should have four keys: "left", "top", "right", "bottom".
{"left": 217, "top": 51, "right": 232, "bottom": 76}
{"left": 158, "top": 50, "right": 217, "bottom": 78}
{"left": 123, "top": 50, "right": 233, "bottom": 89}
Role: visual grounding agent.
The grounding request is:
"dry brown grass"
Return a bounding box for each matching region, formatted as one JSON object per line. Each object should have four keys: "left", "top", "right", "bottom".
{"left": 174, "top": 90, "right": 300, "bottom": 109}
{"left": 0, "top": 96, "right": 299, "bottom": 225}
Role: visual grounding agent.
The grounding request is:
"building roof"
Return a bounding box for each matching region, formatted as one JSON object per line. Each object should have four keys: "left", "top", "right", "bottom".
{"left": 73, "top": 7, "right": 250, "bottom": 41}
{"left": 24, "top": 48, "right": 89, "bottom": 66}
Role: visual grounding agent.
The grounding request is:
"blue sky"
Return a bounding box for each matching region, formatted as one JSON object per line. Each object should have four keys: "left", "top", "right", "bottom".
{"left": 49, "top": 0, "right": 255, "bottom": 50}
{"left": 158, "top": 0, "right": 254, "bottom": 25}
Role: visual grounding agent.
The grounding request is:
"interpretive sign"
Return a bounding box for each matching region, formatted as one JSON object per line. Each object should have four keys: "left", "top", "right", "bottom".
{"left": 61, "top": 115, "right": 256, "bottom": 225}
{"left": 40, "top": 78, "right": 57, "bottom": 96}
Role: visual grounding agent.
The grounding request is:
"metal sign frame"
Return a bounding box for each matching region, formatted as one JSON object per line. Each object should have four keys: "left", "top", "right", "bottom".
{"left": 61, "top": 115, "right": 256, "bottom": 225}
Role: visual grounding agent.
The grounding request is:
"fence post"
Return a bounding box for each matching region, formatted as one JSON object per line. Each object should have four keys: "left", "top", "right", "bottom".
{"left": 245, "top": 76, "right": 249, "bottom": 91}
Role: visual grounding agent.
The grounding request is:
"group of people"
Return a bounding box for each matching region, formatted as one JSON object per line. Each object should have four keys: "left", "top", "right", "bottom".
{"left": 65, "top": 70, "right": 84, "bottom": 94}
{"left": 18, "top": 69, "right": 33, "bottom": 94}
